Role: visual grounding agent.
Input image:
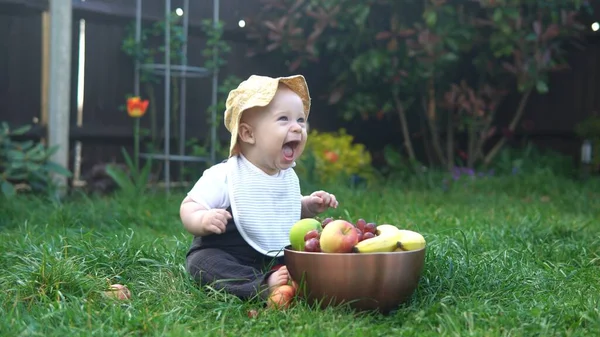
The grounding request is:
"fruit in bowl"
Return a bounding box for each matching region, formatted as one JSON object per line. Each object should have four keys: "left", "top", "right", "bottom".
{"left": 285, "top": 216, "right": 427, "bottom": 313}
{"left": 288, "top": 216, "right": 426, "bottom": 254}
{"left": 353, "top": 226, "right": 426, "bottom": 253}
{"left": 289, "top": 218, "right": 322, "bottom": 251}
{"left": 319, "top": 220, "right": 359, "bottom": 253}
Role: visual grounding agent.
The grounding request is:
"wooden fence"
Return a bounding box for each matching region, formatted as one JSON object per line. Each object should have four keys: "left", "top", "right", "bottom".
{"left": 1, "top": 0, "right": 599, "bottom": 187}
{"left": 0, "top": 0, "right": 292, "bottom": 186}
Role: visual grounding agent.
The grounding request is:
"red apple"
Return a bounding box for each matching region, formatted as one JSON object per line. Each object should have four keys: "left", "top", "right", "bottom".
{"left": 319, "top": 220, "right": 359, "bottom": 253}
{"left": 103, "top": 284, "right": 131, "bottom": 300}
{"left": 267, "top": 285, "right": 295, "bottom": 310}
{"left": 247, "top": 309, "right": 259, "bottom": 318}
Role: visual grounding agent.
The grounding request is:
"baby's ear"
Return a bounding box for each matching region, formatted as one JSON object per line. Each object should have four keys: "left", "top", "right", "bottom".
{"left": 238, "top": 122, "right": 255, "bottom": 145}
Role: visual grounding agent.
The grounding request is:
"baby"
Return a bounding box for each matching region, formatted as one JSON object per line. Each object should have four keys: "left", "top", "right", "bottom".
{"left": 179, "top": 74, "right": 338, "bottom": 308}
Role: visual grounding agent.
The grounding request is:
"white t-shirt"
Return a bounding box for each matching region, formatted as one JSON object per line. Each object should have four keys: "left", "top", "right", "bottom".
{"left": 187, "top": 154, "right": 302, "bottom": 257}
{"left": 187, "top": 161, "right": 231, "bottom": 210}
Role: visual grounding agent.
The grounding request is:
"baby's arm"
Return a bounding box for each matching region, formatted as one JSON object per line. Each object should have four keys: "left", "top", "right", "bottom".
{"left": 180, "top": 197, "right": 231, "bottom": 236}
{"left": 300, "top": 196, "right": 317, "bottom": 218}
{"left": 301, "top": 190, "right": 338, "bottom": 218}
{"left": 180, "top": 164, "right": 231, "bottom": 236}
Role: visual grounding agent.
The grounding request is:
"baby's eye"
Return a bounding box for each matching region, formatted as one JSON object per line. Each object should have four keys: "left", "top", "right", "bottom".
{"left": 297, "top": 118, "right": 306, "bottom": 124}
{"left": 278, "top": 116, "right": 288, "bottom": 121}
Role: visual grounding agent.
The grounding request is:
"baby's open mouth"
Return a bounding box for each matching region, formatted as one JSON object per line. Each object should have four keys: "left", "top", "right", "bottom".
{"left": 282, "top": 141, "right": 300, "bottom": 160}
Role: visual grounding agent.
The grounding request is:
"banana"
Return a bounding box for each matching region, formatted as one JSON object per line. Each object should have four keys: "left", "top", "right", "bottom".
{"left": 352, "top": 224, "right": 402, "bottom": 253}
{"left": 395, "top": 230, "right": 426, "bottom": 251}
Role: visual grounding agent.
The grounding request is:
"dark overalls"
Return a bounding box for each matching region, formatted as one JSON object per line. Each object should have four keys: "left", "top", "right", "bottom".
{"left": 185, "top": 207, "right": 285, "bottom": 301}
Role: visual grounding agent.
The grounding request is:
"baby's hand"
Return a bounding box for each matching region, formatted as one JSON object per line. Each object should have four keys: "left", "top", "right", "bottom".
{"left": 305, "top": 190, "right": 338, "bottom": 215}
{"left": 201, "top": 209, "right": 232, "bottom": 235}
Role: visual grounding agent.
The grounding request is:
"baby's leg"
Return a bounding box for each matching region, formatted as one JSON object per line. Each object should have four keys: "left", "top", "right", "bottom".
{"left": 265, "top": 265, "right": 298, "bottom": 310}
{"left": 187, "top": 248, "right": 271, "bottom": 300}
{"left": 266, "top": 265, "right": 289, "bottom": 289}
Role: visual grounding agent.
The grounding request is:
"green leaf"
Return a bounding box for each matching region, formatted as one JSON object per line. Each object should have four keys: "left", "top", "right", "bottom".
{"left": 1, "top": 181, "right": 15, "bottom": 197}
{"left": 445, "top": 39, "right": 459, "bottom": 52}
{"left": 442, "top": 52, "right": 459, "bottom": 62}
{"left": 10, "top": 125, "right": 31, "bottom": 135}
{"left": 383, "top": 145, "right": 403, "bottom": 168}
{"left": 135, "top": 158, "right": 153, "bottom": 189}
{"left": 105, "top": 164, "right": 136, "bottom": 192}
{"left": 9, "top": 161, "right": 25, "bottom": 170}
{"left": 525, "top": 33, "right": 538, "bottom": 41}
{"left": 121, "top": 147, "right": 136, "bottom": 172}
{"left": 45, "top": 161, "right": 73, "bottom": 177}
{"left": 424, "top": 10, "right": 437, "bottom": 28}
{"left": 492, "top": 8, "right": 503, "bottom": 23}
{"left": 13, "top": 140, "right": 34, "bottom": 151}
{"left": 45, "top": 145, "right": 60, "bottom": 157}
{"left": 536, "top": 80, "right": 549, "bottom": 94}
{"left": 25, "top": 162, "right": 42, "bottom": 171}
{"left": 7, "top": 150, "right": 25, "bottom": 160}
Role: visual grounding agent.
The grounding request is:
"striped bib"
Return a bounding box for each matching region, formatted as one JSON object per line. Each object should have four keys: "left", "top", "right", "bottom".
{"left": 226, "top": 155, "right": 301, "bottom": 257}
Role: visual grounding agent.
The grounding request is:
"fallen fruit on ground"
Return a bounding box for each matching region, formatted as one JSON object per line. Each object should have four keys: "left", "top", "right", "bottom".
{"left": 267, "top": 285, "right": 295, "bottom": 310}
{"left": 289, "top": 218, "right": 322, "bottom": 251}
{"left": 319, "top": 220, "right": 359, "bottom": 253}
{"left": 103, "top": 284, "right": 131, "bottom": 300}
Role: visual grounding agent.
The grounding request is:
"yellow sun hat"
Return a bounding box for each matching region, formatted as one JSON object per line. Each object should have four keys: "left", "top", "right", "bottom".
{"left": 223, "top": 74, "right": 312, "bottom": 157}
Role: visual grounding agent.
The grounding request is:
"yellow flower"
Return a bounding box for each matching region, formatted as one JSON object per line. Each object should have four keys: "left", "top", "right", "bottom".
{"left": 127, "top": 97, "right": 149, "bottom": 118}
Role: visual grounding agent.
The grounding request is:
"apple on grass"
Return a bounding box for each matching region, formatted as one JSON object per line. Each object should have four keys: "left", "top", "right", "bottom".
{"left": 267, "top": 284, "right": 295, "bottom": 310}
{"left": 319, "top": 220, "right": 359, "bottom": 253}
{"left": 103, "top": 284, "right": 131, "bottom": 300}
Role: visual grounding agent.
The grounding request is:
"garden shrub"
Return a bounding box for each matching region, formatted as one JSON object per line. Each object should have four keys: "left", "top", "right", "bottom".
{"left": 296, "top": 128, "right": 374, "bottom": 187}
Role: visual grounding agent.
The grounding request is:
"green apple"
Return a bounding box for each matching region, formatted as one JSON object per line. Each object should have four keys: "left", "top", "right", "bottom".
{"left": 289, "top": 218, "right": 322, "bottom": 251}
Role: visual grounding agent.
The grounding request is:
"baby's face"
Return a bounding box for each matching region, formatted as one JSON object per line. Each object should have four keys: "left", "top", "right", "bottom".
{"left": 243, "top": 86, "right": 307, "bottom": 174}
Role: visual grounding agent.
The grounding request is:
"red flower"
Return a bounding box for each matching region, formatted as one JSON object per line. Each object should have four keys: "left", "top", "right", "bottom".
{"left": 323, "top": 150, "right": 339, "bottom": 163}
{"left": 127, "top": 97, "right": 149, "bottom": 118}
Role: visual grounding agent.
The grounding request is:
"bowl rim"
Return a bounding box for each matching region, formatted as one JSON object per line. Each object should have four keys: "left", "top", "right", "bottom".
{"left": 283, "top": 245, "right": 425, "bottom": 256}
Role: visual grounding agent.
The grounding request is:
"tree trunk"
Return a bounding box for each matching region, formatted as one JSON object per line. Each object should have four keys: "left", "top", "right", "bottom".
{"left": 425, "top": 78, "right": 446, "bottom": 166}
{"left": 483, "top": 88, "right": 533, "bottom": 166}
{"left": 467, "top": 119, "right": 476, "bottom": 168}
{"left": 446, "top": 110, "right": 454, "bottom": 171}
{"left": 420, "top": 110, "right": 434, "bottom": 167}
{"left": 393, "top": 95, "right": 416, "bottom": 160}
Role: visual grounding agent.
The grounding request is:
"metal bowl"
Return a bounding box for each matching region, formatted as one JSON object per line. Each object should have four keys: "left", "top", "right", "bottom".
{"left": 284, "top": 245, "right": 425, "bottom": 314}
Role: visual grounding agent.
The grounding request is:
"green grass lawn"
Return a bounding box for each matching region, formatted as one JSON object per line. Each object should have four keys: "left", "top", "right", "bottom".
{"left": 1, "top": 174, "right": 599, "bottom": 336}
